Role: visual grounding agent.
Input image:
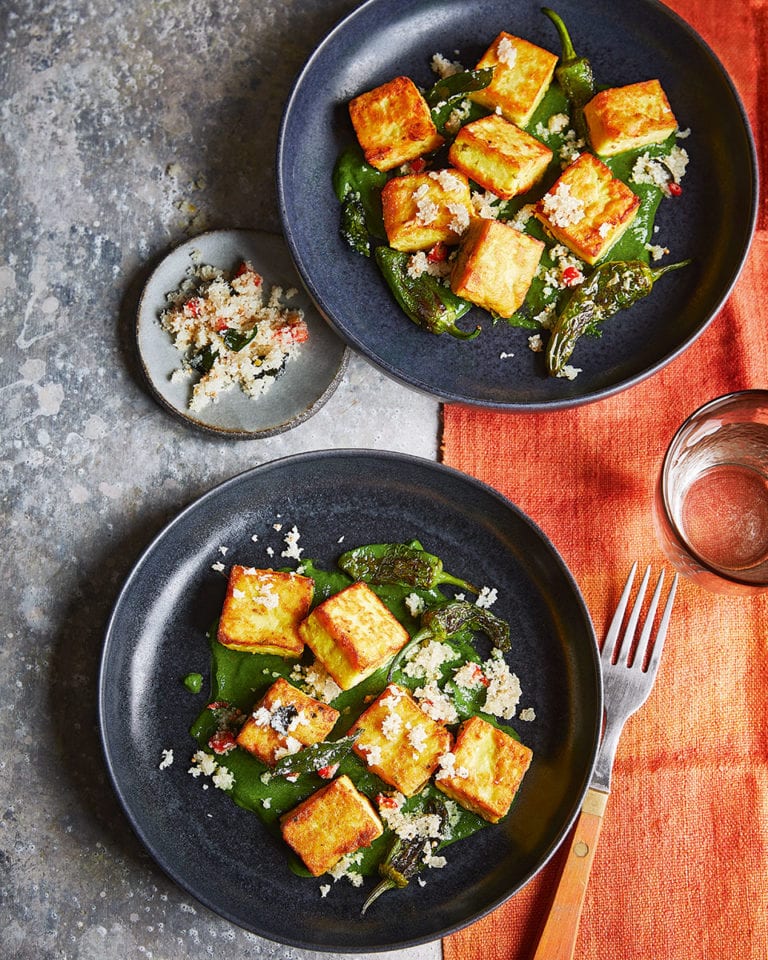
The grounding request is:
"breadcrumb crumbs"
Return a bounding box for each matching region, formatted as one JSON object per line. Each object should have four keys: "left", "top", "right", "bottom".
{"left": 160, "top": 260, "right": 308, "bottom": 411}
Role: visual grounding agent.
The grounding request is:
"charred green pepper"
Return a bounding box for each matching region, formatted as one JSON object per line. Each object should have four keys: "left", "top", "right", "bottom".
{"left": 542, "top": 8, "right": 595, "bottom": 143}
{"left": 333, "top": 147, "right": 389, "bottom": 256}
{"left": 424, "top": 67, "right": 494, "bottom": 134}
{"left": 546, "top": 258, "right": 691, "bottom": 375}
{"left": 375, "top": 246, "right": 479, "bottom": 339}
{"left": 361, "top": 798, "right": 449, "bottom": 913}
{"left": 338, "top": 542, "right": 479, "bottom": 593}
{"left": 272, "top": 732, "right": 359, "bottom": 778}
{"left": 388, "top": 599, "right": 510, "bottom": 681}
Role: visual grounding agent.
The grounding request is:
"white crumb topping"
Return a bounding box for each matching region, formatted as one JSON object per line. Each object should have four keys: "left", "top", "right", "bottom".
{"left": 541, "top": 182, "right": 586, "bottom": 227}
{"left": 378, "top": 802, "right": 445, "bottom": 841}
{"left": 189, "top": 750, "right": 218, "bottom": 777}
{"left": 413, "top": 183, "right": 439, "bottom": 225}
{"left": 471, "top": 190, "right": 500, "bottom": 220}
{"left": 290, "top": 662, "right": 342, "bottom": 703}
{"left": 407, "top": 250, "right": 450, "bottom": 279}
{"left": 280, "top": 524, "right": 304, "bottom": 561}
{"left": 361, "top": 743, "right": 383, "bottom": 766}
{"left": 431, "top": 52, "right": 463, "bottom": 78}
{"left": 407, "top": 724, "right": 429, "bottom": 756}
{"left": 497, "top": 35, "right": 518, "bottom": 67}
{"left": 475, "top": 586, "right": 498, "bottom": 609}
{"left": 403, "top": 640, "right": 459, "bottom": 680}
{"left": 446, "top": 201, "right": 471, "bottom": 234}
{"left": 328, "top": 851, "right": 364, "bottom": 886}
{"left": 319, "top": 884, "right": 331, "bottom": 898}
{"left": 645, "top": 242, "right": 669, "bottom": 262}
{"left": 159, "top": 261, "right": 307, "bottom": 412}
{"left": 452, "top": 661, "right": 486, "bottom": 689}
{"left": 405, "top": 592, "right": 426, "bottom": 617}
{"left": 158, "top": 748, "right": 174, "bottom": 770}
{"left": 381, "top": 709, "right": 404, "bottom": 741}
{"left": 533, "top": 303, "right": 557, "bottom": 329}
{"left": 273, "top": 736, "right": 303, "bottom": 761}
{"left": 507, "top": 203, "right": 535, "bottom": 231}
{"left": 435, "top": 751, "right": 469, "bottom": 781}
{"left": 414, "top": 679, "right": 459, "bottom": 723}
{"left": 482, "top": 651, "right": 522, "bottom": 720}
{"left": 423, "top": 851, "right": 448, "bottom": 869}
{"left": 188, "top": 750, "right": 234, "bottom": 790}
{"left": 548, "top": 112, "right": 570, "bottom": 134}
{"left": 631, "top": 146, "right": 689, "bottom": 196}
{"left": 212, "top": 766, "right": 235, "bottom": 791}
{"left": 380, "top": 685, "right": 405, "bottom": 710}
{"left": 429, "top": 169, "right": 464, "bottom": 192}
{"left": 519, "top": 707, "right": 537, "bottom": 721}
{"left": 254, "top": 584, "right": 280, "bottom": 610}
{"left": 528, "top": 333, "right": 544, "bottom": 352}
{"left": 445, "top": 100, "right": 472, "bottom": 134}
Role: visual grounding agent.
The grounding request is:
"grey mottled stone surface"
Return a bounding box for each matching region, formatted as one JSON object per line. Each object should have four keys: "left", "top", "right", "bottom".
{"left": 0, "top": 2, "right": 441, "bottom": 957}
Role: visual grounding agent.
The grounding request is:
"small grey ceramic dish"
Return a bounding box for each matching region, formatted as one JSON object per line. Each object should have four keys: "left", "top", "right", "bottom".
{"left": 136, "top": 229, "right": 349, "bottom": 438}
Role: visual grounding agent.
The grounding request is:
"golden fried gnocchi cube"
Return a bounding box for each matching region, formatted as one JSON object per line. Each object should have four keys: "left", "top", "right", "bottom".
{"left": 348, "top": 75, "right": 444, "bottom": 172}
{"left": 349, "top": 684, "right": 453, "bottom": 797}
{"left": 217, "top": 566, "right": 313, "bottom": 658}
{"left": 236, "top": 677, "right": 340, "bottom": 767}
{"left": 448, "top": 114, "right": 552, "bottom": 200}
{"left": 584, "top": 79, "right": 678, "bottom": 156}
{"left": 534, "top": 152, "right": 640, "bottom": 265}
{"left": 298, "top": 581, "right": 410, "bottom": 690}
{"left": 450, "top": 218, "right": 544, "bottom": 317}
{"left": 280, "top": 774, "right": 383, "bottom": 876}
{"left": 470, "top": 32, "right": 558, "bottom": 127}
{"left": 435, "top": 716, "right": 533, "bottom": 823}
{"left": 382, "top": 170, "right": 472, "bottom": 251}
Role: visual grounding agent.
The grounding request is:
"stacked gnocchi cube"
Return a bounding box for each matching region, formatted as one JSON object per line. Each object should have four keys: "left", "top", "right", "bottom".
{"left": 345, "top": 29, "right": 678, "bottom": 320}
{"left": 212, "top": 562, "right": 533, "bottom": 881}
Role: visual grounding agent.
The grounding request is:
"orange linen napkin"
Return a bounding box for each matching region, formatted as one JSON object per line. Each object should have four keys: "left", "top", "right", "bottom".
{"left": 441, "top": 1, "right": 768, "bottom": 958}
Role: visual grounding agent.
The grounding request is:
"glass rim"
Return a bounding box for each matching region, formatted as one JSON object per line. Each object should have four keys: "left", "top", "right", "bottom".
{"left": 659, "top": 388, "right": 768, "bottom": 589}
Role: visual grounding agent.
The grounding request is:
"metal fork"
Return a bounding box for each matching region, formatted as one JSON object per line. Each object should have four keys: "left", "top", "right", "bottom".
{"left": 531, "top": 563, "right": 678, "bottom": 960}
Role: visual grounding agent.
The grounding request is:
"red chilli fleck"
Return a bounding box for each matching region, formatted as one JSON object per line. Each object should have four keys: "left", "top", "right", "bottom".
{"left": 376, "top": 794, "right": 399, "bottom": 810}
{"left": 410, "top": 158, "right": 427, "bottom": 173}
{"left": 427, "top": 241, "right": 448, "bottom": 264}
{"left": 184, "top": 298, "right": 201, "bottom": 318}
{"left": 317, "top": 764, "right": 339, "bottom": 780}
{"left": 208, "top": 730, "right": 237, "bottom": 755}
{"left": 668, "top": 182, "right": 683, "bottom": 197}
{"left": 561, "top": 265, "right": 583, "bottom": 287}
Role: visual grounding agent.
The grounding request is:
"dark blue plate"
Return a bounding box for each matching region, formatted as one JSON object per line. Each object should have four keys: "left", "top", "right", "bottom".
{"left": 98, "top": 450, "right": 601, "bottom": 951}
{"left": 277, "top": 0, "right": 757, "bottom": 408}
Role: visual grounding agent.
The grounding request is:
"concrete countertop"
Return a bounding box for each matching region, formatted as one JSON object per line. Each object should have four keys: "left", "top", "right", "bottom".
{"left": 0, "top": 2, "right": 441, "bottom": 957}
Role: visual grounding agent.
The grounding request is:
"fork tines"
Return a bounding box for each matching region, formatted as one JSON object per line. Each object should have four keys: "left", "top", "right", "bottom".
{"left": 603, "top": 562, "right": 679, "bottom": 673}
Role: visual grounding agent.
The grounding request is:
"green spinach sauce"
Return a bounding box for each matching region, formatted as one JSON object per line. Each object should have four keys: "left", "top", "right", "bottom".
{"left": 189, "top": 558, "right": 522, "bottom": 882}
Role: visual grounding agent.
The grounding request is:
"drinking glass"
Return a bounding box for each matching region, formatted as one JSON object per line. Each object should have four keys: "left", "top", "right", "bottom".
{"left": 653, "top": 390, "right": 768, "bottom": 595}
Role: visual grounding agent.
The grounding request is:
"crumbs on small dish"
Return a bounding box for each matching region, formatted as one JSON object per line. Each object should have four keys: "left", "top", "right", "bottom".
{"left": 160, "top": 260, "right": 308, "bottom": 412}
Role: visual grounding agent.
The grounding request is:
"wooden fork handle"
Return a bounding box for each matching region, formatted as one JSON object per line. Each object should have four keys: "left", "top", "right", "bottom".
{"left": 530, "top": 787, "right": 609, "bottom": 960}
